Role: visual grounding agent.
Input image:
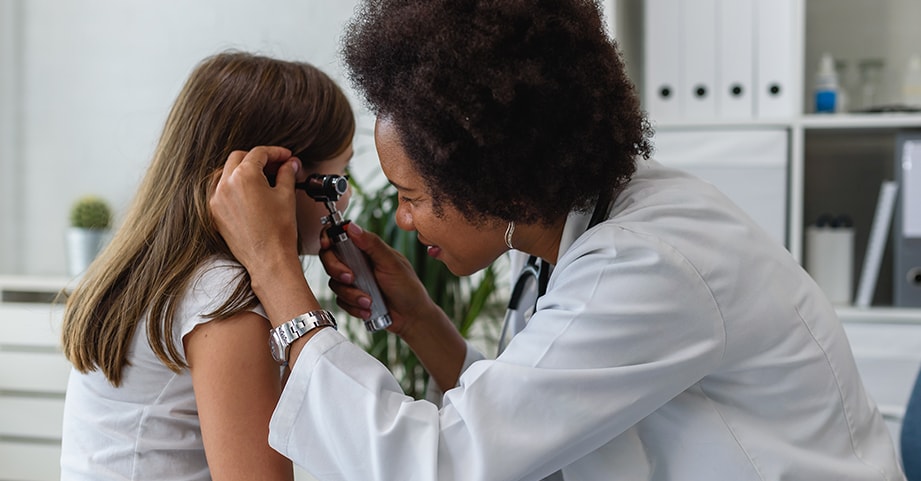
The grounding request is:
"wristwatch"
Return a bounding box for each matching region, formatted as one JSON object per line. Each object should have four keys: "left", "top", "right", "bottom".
{"left": 269, "top": 310, "right": 337, "bottom": 365}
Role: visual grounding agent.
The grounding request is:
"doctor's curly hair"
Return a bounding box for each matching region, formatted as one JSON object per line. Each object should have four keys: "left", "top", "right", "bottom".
{"left": 342, "top": 0, "right": 653, "bottom": 225}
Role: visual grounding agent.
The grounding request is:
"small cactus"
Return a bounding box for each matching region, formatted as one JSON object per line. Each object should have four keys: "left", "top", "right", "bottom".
{"left": 70, "top": 196, "right": 112, "bottom": 230}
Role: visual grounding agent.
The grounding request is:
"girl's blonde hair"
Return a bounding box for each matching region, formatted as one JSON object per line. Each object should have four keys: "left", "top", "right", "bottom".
{"left": 61, "top": 51, "right": 355, "bottom": 386}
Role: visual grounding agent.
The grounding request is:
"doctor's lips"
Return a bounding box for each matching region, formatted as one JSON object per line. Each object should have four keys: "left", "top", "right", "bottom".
{"left": 419, "top": 237, "right": 441, "bottom": 258}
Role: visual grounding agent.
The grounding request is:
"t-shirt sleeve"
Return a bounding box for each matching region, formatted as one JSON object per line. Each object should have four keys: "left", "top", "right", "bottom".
{"left": 173, "top": 259, "right": 267, "bottom": 364}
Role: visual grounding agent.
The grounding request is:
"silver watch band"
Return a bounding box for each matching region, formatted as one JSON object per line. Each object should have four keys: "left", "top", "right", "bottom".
{"left": 275, "top": 310, "right": 337, "bottom": 343}
{"left": 270, "top": 310, "right": 337, "bottom": 365}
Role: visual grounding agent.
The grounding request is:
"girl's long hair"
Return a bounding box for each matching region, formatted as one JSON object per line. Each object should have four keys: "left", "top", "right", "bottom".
{"left": 61, "top": 51, "right": 354, "bottom": 386}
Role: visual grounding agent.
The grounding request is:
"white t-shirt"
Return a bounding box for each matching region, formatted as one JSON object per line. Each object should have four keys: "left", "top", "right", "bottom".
{"left": 60, "top": 258, "right": 266, "bottom": 481}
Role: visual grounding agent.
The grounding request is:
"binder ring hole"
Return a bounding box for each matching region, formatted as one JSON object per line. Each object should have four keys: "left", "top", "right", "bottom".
{"left": 769, "top": 83, "right": 782, "bottom": 96}
{"left": 731, "top": 85, "right": 743, "bottom": 96}
{"left": 659, "top": 86, "right": 672, "bottom": 99}
{"left": 909, "top": 267, "right": 921, "bottom": 286}
{"left": 695, "top": 86, "right": 707, "bottom": 98}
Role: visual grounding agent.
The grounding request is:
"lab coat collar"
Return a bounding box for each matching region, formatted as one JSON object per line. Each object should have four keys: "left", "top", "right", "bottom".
{"left": 555, "top": 174, "right": 624, "bottom": 264}
{"left": 554, "top": 158, "right": 651, "bottom": 264}
{"left": 555, "top": 208, "right": 594, "bottom": 265}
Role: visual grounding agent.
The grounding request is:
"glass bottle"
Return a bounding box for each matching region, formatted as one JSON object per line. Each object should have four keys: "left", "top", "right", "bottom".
{"left": 857, "top": 59, "right": 884, "bottom": 112}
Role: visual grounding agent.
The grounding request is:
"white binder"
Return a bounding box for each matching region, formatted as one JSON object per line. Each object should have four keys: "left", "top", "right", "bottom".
{"left": 681, "top": 0, "right": 717, "bottom": 119}
{"left": 644, "top": 0, "right": 683, "bottom": 122}
{"left": 754, "top": 0, "right": 798, "bottom": 119}
{"left": 855, "top": 181, "right": 898, "bottom": 308}
{"left": 716, "top": 0, "right": 754, "bottom": 119}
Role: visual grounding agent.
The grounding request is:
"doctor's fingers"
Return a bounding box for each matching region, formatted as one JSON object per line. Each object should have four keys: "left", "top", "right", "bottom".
{"left": 318, "top": 237, "right": 356, "bottom": 285}
{"left": 219, "top": 147, "right": 294, "bottom": 186}
{"left": 211, "top": 147, "right": 297, "bottom": 226}
{"left": 210, "top": 149, "right": 303, "bottom": 274}
{"left": 328, "top": 278, "right": 373, "bottom": 320}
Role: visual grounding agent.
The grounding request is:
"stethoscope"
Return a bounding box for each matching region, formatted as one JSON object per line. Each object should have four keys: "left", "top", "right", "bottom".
{"left": 497, "top": 254, "right": 550, "bottom": 354}
{"left": 496, "top": 187, "right": 614, "bottom": 355}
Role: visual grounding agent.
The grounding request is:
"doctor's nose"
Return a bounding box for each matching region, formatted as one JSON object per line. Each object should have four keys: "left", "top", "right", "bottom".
{"left": 394, "top": 201, "right": 414, "bottom": 232}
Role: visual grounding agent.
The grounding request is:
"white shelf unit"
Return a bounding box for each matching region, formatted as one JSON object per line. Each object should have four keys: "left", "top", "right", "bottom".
{"left": 652, "top": 116, "right": 921, "bottom": 319}
{"left": 0, "top": 276, "right": 71, "bottom": 481}
{"left": 627, "top": 0, "right": 921, "bottom": 448}
{"left": 625, "top": 0, "right": 921, "bottom": 319}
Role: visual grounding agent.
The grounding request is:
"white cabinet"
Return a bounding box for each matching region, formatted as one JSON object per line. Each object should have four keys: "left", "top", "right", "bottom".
{"left": 841, "top": 315, "right": 921, "bottom": 443}
{"left": 652, "top": 128, "right": 789, "bottom": 245}
{"left": 0, "top": 277, "right": 322, "bottom": 481}
{"left": 0, "top": 277, "right": 71, "bottom": 481}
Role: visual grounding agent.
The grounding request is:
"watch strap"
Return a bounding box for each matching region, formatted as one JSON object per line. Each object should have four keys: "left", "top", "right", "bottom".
{"left": 271, "top": 310, "right": 337, "bottom": 365}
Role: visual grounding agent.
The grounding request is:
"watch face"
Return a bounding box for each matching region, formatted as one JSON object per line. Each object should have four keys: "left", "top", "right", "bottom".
{"left": 269, "top": 332, "right": 287, "bottom": 364}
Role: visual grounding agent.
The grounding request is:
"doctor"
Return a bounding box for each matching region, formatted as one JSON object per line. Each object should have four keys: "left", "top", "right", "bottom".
{"left": 209, "top": 0, "right": 906, "bottom": 479}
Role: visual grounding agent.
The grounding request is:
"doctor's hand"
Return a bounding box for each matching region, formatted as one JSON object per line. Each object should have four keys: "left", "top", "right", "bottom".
{"left": 321, "top": 222, "right": 468, "bottom": 390}
{"left": 209, "top": 146, "right": 301, "bottom": 284}
{"left": 320, "top": 222, "right": 443, "bottom": 336}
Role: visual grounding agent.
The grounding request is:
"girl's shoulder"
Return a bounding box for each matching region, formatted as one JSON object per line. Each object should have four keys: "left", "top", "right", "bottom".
{"left": 173, "top": 257, "right": 262, "bottom": 342}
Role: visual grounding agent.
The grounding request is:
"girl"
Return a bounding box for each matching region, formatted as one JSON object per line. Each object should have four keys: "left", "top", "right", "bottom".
{"left": 60, "top": 51, "right": 354, "bottom": 481}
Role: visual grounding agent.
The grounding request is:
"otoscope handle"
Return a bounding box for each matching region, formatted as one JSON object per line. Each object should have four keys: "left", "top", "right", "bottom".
{"left": 328, "top": 222, "right": 392, "bottom": 332}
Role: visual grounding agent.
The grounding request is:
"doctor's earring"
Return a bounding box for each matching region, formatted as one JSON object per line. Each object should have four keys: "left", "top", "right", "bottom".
{"left": 505, "top": 222, "right": 515, "bottom": 249}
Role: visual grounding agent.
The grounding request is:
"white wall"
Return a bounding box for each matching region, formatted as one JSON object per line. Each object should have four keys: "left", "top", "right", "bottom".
{"left": 0, "top": 0, "right": 380, "bottom": 275}
{"left": 0, "top": 1, "right": 628, "bottom": 276}
{"left": 0, "top": 1, "right": 22, "bottom": 274}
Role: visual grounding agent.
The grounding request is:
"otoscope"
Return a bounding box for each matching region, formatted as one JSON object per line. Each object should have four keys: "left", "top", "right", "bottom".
{"left": 299, "top": 174, "right": 393, "bottom": 332}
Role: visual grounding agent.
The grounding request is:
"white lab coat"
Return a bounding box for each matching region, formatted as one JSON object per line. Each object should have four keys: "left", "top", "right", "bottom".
{"left": 269, "top": 159, "right": 905, "bottom": 481}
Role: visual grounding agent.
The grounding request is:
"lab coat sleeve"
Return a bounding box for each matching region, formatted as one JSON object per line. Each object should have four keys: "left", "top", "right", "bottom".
{"left": 269, "top": 327, "right": 443, "bottom": 480}
{"left": 270, "top": 225, "right": 727, "bottom": 481}
{"left": 424, "top": 340, "right": 486, "bottom": 406}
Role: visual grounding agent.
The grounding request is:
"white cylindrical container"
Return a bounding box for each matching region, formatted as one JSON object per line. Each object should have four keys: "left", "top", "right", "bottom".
{"left": 903, "top": 54, "right": 921, "bottom": 108}
{"left": 806, "top": 224, "right": 855, "bottom": 305}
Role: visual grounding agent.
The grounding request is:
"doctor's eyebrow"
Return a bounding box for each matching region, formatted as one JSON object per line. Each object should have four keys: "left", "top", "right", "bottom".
{"left": 387, "top": 179, "right": 417, "bottom": 193}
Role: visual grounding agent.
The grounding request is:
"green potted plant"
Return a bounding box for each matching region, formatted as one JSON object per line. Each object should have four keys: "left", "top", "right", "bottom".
{"left": 66, "top": 195, "right": 112, "bottom": 276}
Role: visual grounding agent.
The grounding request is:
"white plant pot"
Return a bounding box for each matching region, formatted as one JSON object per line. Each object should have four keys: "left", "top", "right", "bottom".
{"left": 66, "top": 227, "right": 109, "bottom": 277}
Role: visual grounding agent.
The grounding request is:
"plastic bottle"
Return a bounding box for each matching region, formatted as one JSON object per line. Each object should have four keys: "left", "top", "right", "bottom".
{"left": 814, "top": 53, "right": 839, "bottom": 114}
{"left": 903, "top": 54, "right": 921, "bottom": 108}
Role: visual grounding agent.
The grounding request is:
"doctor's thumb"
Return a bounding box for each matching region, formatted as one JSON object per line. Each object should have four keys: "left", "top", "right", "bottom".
{"left": 346, "top": 222, "right": 372, "bottom": 250}
{"left": 273, "top": 158, "right": 300, "bottom": 188}
{"left": 346, "top": 223, "right": 389, "bottom": 261}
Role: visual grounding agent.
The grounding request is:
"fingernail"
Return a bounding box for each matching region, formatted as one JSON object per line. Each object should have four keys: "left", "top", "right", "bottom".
{"left": 288, "top": 158, "right": 300, "bottom": 173}
{"left": 358, "top": 297, "right": 372, "bottom": 309}
{"left": 340, "top": 272, "right": 353, "bottom": 284}
{"left": 347, "top": 222, "right": 363, "bottom": 235}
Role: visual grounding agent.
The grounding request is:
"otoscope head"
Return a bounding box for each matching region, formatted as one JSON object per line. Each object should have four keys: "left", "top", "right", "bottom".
{"left": 304, "top": 174, "right": 349, "bottom": 203}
